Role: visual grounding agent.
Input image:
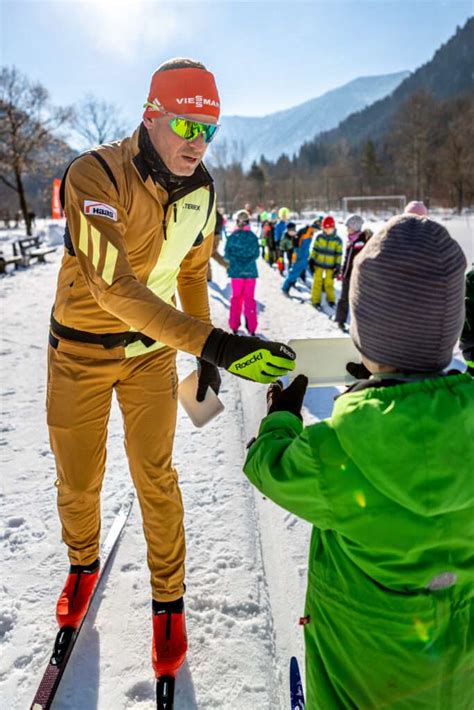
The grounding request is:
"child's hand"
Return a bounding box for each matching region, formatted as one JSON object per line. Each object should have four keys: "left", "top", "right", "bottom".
{"left": 346, "top": 361, "right": 371, "bottom": 379}
{"left": 266, "top": 374, "right": 308, "bottom": 420}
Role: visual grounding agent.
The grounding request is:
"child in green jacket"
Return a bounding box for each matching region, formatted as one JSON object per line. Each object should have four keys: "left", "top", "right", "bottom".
{"left": 244, "top": 215, "right": 473, "bottom": 709}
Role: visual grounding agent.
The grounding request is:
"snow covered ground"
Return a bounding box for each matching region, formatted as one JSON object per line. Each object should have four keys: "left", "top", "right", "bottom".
{"left": 0, "top": 214, "right": 472, "bottom": 709}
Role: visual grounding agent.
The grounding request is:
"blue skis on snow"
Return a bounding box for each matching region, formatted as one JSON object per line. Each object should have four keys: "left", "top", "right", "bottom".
{"left": 290, "top": 656, "right": 305, "bottom": 709}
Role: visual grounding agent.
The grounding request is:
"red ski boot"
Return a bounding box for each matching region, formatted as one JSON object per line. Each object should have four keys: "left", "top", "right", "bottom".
{"left": 152, "top": 597, "right": 187, "bottom": 678}
{"left": 56, "top": 559, "right": 100, "bottom": 629}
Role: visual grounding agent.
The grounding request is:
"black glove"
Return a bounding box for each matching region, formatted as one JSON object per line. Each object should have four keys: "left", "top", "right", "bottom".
{"left": 461, "top": 346, "right": 474, "bottom": 376}
{"left": 266, "top": 375, "right": 309, "bottom": 420}
{"left": 196, "top": 358, "right": 221, "bottom": 402}
{"left": 201, "top": 328, "right": 296, "bottom": 384}
{"left": 346, "top": 361, "right": 372, "bottom": 379}
{"left": 308, "top": 258, "right": 316, "bottom": 274}
{"left": 332, "top": 267, "right": 340, "bottom": 278}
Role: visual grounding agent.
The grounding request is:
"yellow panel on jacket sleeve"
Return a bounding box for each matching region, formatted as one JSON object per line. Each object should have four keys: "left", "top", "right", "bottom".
{"left": 101, "top": 240, "right": 119, "bottom": 285}
{"left": 79, "top": 212, "right": 89, "bottom": 256}
{"left": 91, "top": 228, "right": 101, "bottom": 269}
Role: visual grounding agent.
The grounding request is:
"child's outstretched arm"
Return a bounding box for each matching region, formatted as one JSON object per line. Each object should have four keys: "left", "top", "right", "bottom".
{"left": 243, "top": 376, "right": 332, "bottom": 528}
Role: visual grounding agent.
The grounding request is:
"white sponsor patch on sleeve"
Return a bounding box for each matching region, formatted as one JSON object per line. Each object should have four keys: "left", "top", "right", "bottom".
{"left": 84, "top": 200, "right": 117, "bottom": 221}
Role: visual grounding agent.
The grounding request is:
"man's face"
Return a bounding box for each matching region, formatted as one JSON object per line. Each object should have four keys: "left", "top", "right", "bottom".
{"left": 144, "top": 112, "right": 216, "bottom": 177}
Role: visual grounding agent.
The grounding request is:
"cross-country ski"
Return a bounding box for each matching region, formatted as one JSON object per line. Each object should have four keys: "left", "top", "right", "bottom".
{"left": 290, "top": 657, "right": 305, "bottom": 710}
{"left": 29, "top": 494, "right": 134, "bottom": 710}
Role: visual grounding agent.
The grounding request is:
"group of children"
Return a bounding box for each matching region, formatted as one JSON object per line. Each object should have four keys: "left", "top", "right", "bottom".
{"left": 280, "top": 214, "right": 374, "bottom": 331}
{"left": 258, "top": 206, "right": 290, "bottom": 266}
{"left": 224, "top": 208, "right": 373, "bottom": 335}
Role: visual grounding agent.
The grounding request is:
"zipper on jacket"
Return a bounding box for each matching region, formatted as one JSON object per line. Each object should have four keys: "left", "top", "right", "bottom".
{"left": 162, "top": 201, "right": 176, "bottom": 240}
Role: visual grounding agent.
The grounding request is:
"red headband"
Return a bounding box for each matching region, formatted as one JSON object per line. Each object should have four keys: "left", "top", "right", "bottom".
{"left": 143, "top": 67, "right": 220, "bottom": 120}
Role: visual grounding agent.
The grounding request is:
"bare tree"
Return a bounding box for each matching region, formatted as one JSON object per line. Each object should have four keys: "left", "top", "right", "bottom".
{"left": 73, "top": 94, "right": 129, "bottom": 147}
{"left": 439, "top": 96, "right": 474, "bottom": 213}
{"left": 388, "top": 91, "right": 440, "bottom": 201}
{"left": 212, "top": 160, "right": 245, "bottom": 214}
{"left": 0, "top": 65, "right": 73, "bottom": 234}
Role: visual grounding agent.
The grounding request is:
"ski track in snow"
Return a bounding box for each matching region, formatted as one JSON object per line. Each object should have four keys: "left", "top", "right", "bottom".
{"left": 0, "top": 215, "right": 471, "bottom": 709}
{"left": 223, "top": 258, "right": 343, "bottom": 709}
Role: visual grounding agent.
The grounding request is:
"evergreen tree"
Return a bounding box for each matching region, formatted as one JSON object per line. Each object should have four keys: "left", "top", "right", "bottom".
{"left": 360, "top": 140, "right": 382, "bottom": 192}
{"left": 247, "top": 161, "right": 266, "bottom": 203}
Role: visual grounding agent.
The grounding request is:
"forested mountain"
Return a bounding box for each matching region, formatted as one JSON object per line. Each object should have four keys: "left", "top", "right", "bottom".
{"left": 299, "top": 17, "right": 474, "bottom": 154}
{"left": 208, "top": 71, "right": 408, "bottom": 168}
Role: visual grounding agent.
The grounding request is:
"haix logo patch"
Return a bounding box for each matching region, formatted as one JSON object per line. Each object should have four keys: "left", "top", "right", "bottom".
{"left": 176, "top": 96, "right": 220, "bottom": 109}
{"left": 183, "top": 203, "right": 201, "bottom": 211}
{"left": 84, "top": 200, "right": 117, "bottom": 221}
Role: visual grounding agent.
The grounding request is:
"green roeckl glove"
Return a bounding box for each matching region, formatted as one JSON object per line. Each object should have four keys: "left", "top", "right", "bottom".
{"left": 201, "top": 328, "right": 296, "bottom": 384}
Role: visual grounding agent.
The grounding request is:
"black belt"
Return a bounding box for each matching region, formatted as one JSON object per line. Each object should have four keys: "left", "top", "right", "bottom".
{"left": 50, "top": 313, "right": 156, "bottom": 350}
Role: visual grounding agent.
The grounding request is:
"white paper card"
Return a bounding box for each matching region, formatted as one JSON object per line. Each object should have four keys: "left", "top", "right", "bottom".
{"left": 178, "top": 369, "right": 225, "bottom": 427}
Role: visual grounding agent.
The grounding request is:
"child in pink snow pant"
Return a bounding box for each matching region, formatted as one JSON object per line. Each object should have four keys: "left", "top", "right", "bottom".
{"left": 229, "top": 278, "right": 258, "bottom": 335}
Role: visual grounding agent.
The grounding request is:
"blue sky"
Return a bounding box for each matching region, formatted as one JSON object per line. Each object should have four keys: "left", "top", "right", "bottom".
{"left": 1, "top": 0, "right": 472, "bottom": 129}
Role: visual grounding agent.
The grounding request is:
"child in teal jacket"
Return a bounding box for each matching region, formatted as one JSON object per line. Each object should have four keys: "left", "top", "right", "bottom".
{"left": 244, "top": 215, "right": 473, "bottom": 709}
{"left": 225, "top": 209, "right": 260, "bottom": 335}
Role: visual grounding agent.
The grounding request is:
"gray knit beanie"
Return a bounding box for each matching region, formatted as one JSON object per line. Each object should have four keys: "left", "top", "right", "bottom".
{"left": 235, "top": 209, "right": 250, "bottom": 226}
{"left": 349, "top": 214, "right": 467, "bottom": 371}
{"left": 345, "top": 214, "right": 364, "bottom": 232}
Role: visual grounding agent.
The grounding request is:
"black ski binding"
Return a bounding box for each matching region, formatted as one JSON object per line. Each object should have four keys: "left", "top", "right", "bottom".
{"left": 51, "top": 626, "right": 76, "bottom": 666}
{"left": 156, "top": 674, "right": 175, "bottom": 710}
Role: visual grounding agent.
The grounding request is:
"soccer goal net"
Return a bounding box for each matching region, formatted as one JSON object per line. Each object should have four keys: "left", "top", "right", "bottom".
{"left": 341, "top": 195, "right": 406, "bottom": 219}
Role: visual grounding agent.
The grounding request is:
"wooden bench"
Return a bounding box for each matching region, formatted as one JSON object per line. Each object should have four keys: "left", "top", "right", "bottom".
{"left": 0, "top": 251, "right": 23, "bottom": 275}
{"left": 12, "top": 236, "right": 57, "bottom": 266}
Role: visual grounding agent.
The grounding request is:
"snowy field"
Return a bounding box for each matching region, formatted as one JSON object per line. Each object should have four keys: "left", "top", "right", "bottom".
{"left": 0, "top": 215, "right": 472, "bottom": 709}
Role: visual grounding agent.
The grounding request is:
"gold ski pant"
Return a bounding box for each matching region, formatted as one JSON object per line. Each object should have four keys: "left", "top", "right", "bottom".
{"left": 47, "top": 343, "right": 184, "bottom": 601}
{"left": 311, "top": 267, "right": 336, "bottom": 305}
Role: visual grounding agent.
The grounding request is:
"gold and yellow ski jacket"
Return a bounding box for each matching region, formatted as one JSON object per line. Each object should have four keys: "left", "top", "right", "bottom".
{"left": 52, "top": 126, "right": 216, "bottom": 359}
